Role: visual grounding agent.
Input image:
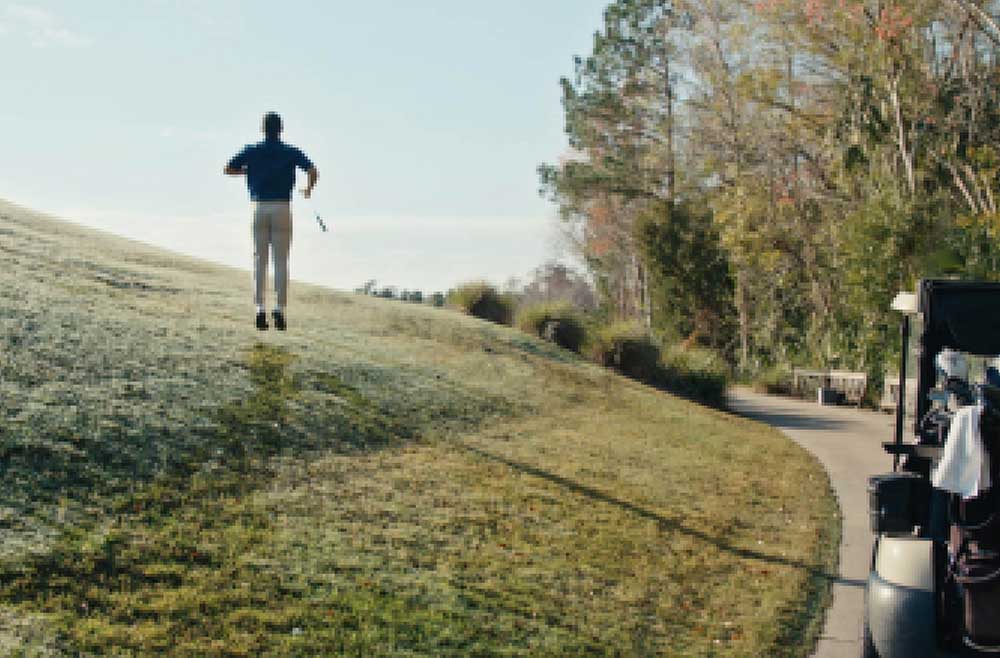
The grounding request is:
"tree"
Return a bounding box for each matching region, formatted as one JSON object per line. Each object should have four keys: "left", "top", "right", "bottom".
{"left": 636, "top": 199, "right": 734, "bottom": 350}
{"left": 544, "top": 0, "right": 1000, "bottom": 385}
{"left": 540, "top": 0, "right": 687, "bottom": 326}
{"left": 521, "top": 261, "right": 599, "bottom": 310}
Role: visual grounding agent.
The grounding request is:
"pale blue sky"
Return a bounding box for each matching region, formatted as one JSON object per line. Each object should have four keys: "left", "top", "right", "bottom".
{"left": 0, "top": 1, "right": 608, "bottom": 293}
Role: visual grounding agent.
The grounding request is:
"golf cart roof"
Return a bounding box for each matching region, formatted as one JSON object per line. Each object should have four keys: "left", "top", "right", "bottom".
{"left": 919, "top": 279, "right": 1000, "bottom": 357}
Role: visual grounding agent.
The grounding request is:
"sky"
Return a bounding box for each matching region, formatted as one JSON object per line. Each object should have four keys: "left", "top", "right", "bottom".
{"left": 0, "top": 1, "right": 610, "bottom": 294}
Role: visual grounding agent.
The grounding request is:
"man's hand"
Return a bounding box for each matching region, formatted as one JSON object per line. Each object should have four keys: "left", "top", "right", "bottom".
{"left": 224, "top": 165, "right": 246, "bottom": 176}
{"left": 300, "top": 167, "right": 319, "bottom": 199}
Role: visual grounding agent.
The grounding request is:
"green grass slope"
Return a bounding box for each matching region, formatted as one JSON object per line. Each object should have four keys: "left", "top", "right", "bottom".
{"left": 0, "top": 199, "right": 839, "bottom": 657}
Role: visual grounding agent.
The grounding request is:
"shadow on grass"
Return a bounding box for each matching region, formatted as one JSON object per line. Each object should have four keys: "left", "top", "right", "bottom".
{"left": 211, "top": 343, "right": 410, "bottom": 462}
{"left": 0, "top": 344, "right": 407, "bottom": 612}
{"left": 0, "top": 343, "right": 413, "bottom": 520}
{"left": 459, "top": 443, "right": 840, "bottom": 657}
{"left": 0, "top": 342, "right": 525, "bottom": 654}
{"left": 459, "top": 444, "right": 829, "bottom": 573}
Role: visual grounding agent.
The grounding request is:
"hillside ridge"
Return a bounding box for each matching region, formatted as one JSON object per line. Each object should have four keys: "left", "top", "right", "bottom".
{"left": 0, "top": 200, "right": 838, "bottom": 656}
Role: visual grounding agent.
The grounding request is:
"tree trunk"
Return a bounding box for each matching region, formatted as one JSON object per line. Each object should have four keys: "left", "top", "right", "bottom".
{"left": 737, "top": 269, "right": 749, "bottom": 371}
{"left": 665, "top": 49, "right": 676, "bottom": 203}
{"left": 889, "top": 71, "right": 916, "bottom": 195}
{"left": 645, "top": 269, "right": 652, "bottom": 328}
{"left": 948, "top": 0, "right": 1000, "bottom": 48}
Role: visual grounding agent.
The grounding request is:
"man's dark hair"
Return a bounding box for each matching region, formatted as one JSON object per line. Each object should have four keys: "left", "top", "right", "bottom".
{"left": 263, "top": 112, "right": 282, "bottom": 138}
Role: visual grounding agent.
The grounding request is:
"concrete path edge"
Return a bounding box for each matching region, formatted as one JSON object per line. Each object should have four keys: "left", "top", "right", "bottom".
{"left": 728, "top": 388, "right": 894, "bottom": 658}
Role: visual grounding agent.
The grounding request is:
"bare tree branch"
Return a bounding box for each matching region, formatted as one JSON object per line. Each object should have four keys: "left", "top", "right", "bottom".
{"left": 946, "top": 0, "right": 1000, "bottom": 48}
{"left": 941, "top": 157, "right": 983, "bottom": 214}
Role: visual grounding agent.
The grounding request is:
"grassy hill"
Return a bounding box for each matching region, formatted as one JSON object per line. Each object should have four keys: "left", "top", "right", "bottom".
{"left": 0, "top": 199, "right": 839, "bottom": 657}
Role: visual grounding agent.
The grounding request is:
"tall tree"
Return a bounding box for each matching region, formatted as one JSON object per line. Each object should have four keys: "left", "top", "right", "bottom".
{"left": 544, "top": 0, "right": 1000, "bottom": 385}
{"left": 540, "top": 0, "right": 686, "bottom": 326}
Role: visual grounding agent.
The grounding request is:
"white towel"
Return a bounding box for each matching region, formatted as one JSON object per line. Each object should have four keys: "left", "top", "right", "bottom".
{"left": 933, "top": 403, "right": 992, "bottom": 499}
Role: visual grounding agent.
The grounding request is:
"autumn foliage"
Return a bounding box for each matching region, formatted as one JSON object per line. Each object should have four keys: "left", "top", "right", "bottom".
{"left": 541, "top": 0, "right": 1000, "bottom": 390}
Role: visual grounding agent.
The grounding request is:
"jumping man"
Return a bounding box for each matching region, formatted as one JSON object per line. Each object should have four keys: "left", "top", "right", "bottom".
{"left": 225, "top": 112, "right": 318, "bottom": 331}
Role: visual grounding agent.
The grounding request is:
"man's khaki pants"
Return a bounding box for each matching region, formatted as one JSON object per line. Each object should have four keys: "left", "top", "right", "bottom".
{"left": 253, "top": 201, "right": 292, "bottom": 309}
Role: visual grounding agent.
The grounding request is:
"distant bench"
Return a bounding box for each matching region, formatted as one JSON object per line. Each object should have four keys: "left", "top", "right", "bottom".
{"left": 791, "top": 368, "right": 868, "bottom": 406}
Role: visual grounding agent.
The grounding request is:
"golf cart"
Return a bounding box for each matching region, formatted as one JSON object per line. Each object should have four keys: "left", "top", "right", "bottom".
{"left": 865, "top": 279, "right": 1000, "bottom": 658}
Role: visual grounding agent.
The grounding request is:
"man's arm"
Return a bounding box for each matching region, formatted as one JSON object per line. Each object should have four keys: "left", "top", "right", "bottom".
{"left": 225, "top": 146, "right": 250, "bottom": 176}
{"left": 301, "top": 167, "right": 318, "bottom": 199}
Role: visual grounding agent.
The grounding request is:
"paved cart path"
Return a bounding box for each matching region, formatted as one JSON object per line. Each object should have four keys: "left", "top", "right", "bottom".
{"left": 728, "top": 388, "right": 894, "bottom": 658}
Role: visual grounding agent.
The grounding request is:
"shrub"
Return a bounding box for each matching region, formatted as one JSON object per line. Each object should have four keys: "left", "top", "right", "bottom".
{"left": 516, "top": 302, "right": 586, "bottom": 353}
{"left": 752, "top": 365, "right": 793, "bottom": 396}
{"left": 657, "top": 345, "right": 730, "bottom": 407}
{"left": 448, "top": 282, "right": 514, "bottom": 325}
{"left": 589, "top": 322, "right": 661, "bottom": 382}
{"left": 588, "top": 324, "right": 730, "bottom": 406}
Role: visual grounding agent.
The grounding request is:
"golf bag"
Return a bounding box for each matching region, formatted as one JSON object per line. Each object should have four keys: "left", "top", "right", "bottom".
{"left": 950, "top": 400, "right": 1000, "bottom": 649}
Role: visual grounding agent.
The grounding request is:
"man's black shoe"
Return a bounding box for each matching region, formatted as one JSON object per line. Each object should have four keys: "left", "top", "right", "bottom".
{"left": 256, "top": 311, "right": 269, "bottom": 330}
{"left": 272, "top": 310, "right": 287, "bottom": 331}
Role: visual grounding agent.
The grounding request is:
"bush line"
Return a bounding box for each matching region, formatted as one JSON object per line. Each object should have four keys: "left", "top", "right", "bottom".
{"left": 439, "top": 281, "right": 729, "bottom": 407}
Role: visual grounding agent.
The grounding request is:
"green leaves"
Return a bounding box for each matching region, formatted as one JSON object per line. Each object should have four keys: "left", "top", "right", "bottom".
{"left": 541, "top": 0, "right": 1000, "bottom": 380}
{"left": 843, "top": 144, "right": 868, "bottom": 172}
{"left": 636, "top": 200, "right": 734, "bottom": 348}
